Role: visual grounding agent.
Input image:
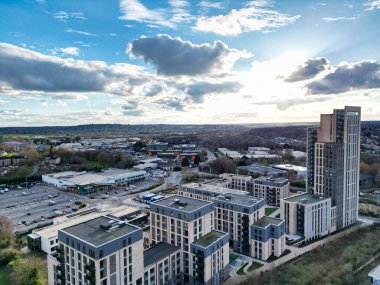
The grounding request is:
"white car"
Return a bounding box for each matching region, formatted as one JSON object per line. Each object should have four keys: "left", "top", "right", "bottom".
{"left": 4, "top": 188, "right": 9, "bottom": 192}
{"left": 16, "top": 221, "right": 23, "bottom": 225}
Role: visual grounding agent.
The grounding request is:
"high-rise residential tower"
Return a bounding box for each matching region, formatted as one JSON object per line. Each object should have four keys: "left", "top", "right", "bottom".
{"left": 307, "top": 106, "right": 361, "bottom": 229}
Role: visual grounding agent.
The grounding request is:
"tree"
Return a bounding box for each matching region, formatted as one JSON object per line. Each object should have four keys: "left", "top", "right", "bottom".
{"left": 0, "top": 216, "right": 13, "bottom": 246}
{"left": 133, "top": 140, "right": 146, "bottom": 152}
{"left": 193, "top": 155, "right": 201, "bottom": 166}
{"left": 96, "top": 152, "right": 109, "bottom": 166}
{"left": 209, "top": 157, "right": 236, "bottom": 174}
{"left": 10, "top": 256, "right": 47, "bottom": 285}
{"left": 181, "top": 157, "right": 190, "bottom": 167}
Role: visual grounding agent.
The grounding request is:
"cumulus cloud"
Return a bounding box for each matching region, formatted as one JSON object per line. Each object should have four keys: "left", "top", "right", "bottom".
{"left": 286, "top": 58, "right": 330, "bottom": 82}
{"left": 186, "top": 81, "right": 243, "bottom": 103}
{"left": 121, "top": 100, "right": 144, "bottom": 116}
{"left": 128, "top": 34, "right": 251, "bottom": 76}
{"left": 364, "top": 0, "right": 380, "bottom": 10}
{"left": 155, "top": 97, "right": 185, "bottom": 111}
{"left": 59, "top": 47, "right": 80, "bottom": 56}
{"left": 306, "top": 60, "right": 380, "bottom": 94}
{"left": 144, "top": 84, "right": 164, "bottom": 97}
{"left": 0, "top": 43, "right": 141, "bottom": 93}
{"left": 194, "top": 4, "right": 300, "bottom": 36}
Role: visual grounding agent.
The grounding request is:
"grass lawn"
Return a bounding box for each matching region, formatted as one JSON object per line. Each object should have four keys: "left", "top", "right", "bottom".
{"left": 229, "top": 253, "right": 239, "bottom": 263}
{"left": 237, "top": 262, "right": 248, "bottom": 275}
{"left": 85, "top": 160, "right": 109, "bottom": 169}
{"left": 0, "top": 267, "right": 11, "bottom": 285}
{"left": 265, "top": 207, "right": 278, "bottom": 216}
{"left": 241, "top": 224, "right": 380, "bottom": 285}
{"left": 247, "top": 261, "right": 263, "bottom": 272}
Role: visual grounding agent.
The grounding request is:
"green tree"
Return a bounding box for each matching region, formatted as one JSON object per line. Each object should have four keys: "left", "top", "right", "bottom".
{"left": 0, "top": 216, "right": 13, "bottom": 246}
{"left": 10, "top": 256, "right": 47, "bottom": 285}
{"left": 181, "top": 157, "right": 190, "bottom": 167}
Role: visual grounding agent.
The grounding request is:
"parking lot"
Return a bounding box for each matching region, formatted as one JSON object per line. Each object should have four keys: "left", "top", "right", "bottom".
{"left": 0, "top": 184, "right": 94, "bottom": 232}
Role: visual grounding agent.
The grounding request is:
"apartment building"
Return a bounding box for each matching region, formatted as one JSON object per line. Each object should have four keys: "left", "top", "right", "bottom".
{"left": 143, "top": 242, "right": 182, "bottom": 285}
{"left": 280, "top": 193, "right": 336, "bottom": 242}
{"left": 150, "top": 196, "right": 214, "bottom": 283}
{"left": 178, "top": 183, "right": 249, "bottom": 202}
{"left": 190, "top": 231, "right": 229, "bottom": 285}
{"left": 220, "top": 173, "right": 253, "bottom": 192}
{"left": 252, "top": 176, "right": 290, "bottom": 207}
{"left": 212, "top": 193, "right": 264, "bottom": 256}
{"left": 307, "top": 106, "right": 361, "bottom": 229}
{"left": 49, "top": 216, "right": 144, "bottom": 285}
{"left": 250, "top": 217, "right": 285, "bottom": 261}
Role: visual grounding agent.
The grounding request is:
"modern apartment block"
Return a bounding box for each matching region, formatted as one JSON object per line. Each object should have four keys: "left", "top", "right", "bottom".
{"left": 251, "top": 176, "right": 290, "bottom": 207}
{"left": 212, "top": 193, "right": 264, "bottom": 256}
{"left": 143, "top": 242, "right": 182, "bottom": 285}
{"left": 149, "top": 196, "right": 214, "bottom": 283}
{"left": 250, "top": 217, "right": 285, "bottom": 261}
{"left": 280, "top": 193, "right": 336, "bottom": 242}
{"left": 178, "top": 182, "right": 249, "bottom": 201}
{"left": 307, "top": 106, "right": 361, "bottom": 229}
{"left": 190, "top": 231, "right": 229, "bottom": 285}
{"left": 219, "top": 173, "right": 253, "bottom": 192}
{"left": 49, "top": 216, "right": 144, "bottom": 285}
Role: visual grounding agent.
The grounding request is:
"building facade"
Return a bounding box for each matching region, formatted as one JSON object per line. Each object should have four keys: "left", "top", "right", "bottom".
{"left": 212, "top": 194, "right": 264, "bottom": 256}
{"left": 190, "top": 231, "right": 229, "bottom": 285}
{"left": 307, "top": 106, "right": 361, "bottom": 229}
{"left": 281, "top": 193, "right": 336, "bottom": 242}
{"left": 252, "top": 176, "right": 290, "bottom": 207}
{"left": 250, "top": 217, "right": 285, "bottom": 261}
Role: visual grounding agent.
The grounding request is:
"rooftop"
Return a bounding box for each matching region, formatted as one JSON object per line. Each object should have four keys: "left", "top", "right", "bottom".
{"left": 143, "top": 242, "right": 180, "bottom": 268}
{"left": 368, "top": 264, "right": 380, "bottom": 280}
{"left": 254, "top": 176, "right": 288, "bottom": 184}
{"left": 61, "top": 216, "right": 139, "bottom": 247}
{"left": 253, "top": 216, "right": 283, "bottom": 228}
{"left": 193, "top": 230, "right": 226, "bottom": 247}
{"left": 273, "top": 164, "right": 307, "bottom": 172}
{"left": 152, "top": 195, "right": 212, "bottom": 212}
{"left": 285, "top": 193, "right": 329, "bottom": 204}
{"left": 213, "top": 193, "right": 262, "bottom": 207}
{"left": 183, "top": 182, "right": 249, "bottom": 196}
{"left": 238, "top": 164, "right": 287, "bottom": 175}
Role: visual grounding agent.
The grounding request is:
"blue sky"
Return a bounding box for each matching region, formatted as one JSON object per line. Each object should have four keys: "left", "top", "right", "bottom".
{"left": 0, "top": 0, "right": 379, "bottom": 126}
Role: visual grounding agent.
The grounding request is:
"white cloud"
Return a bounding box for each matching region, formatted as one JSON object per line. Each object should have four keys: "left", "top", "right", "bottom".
{"left": 364, "top": 0, "right": 380, "bottom": 10}
{"left": 59, "top": 47, "right": 80, "bottom": 56}
{"left": 65, "top": 29, "right": 97, "bottom": 36}
{"left": 322, "top": 16, "right": 356, "bottom": 22}
{"left": 198, "top": 1, "right": 224, "bottom": 9}
{"left": 53, "top": 11, "right": 87, "bottom": 22}
{"left": 194, "top": 5, "right": 300, "bottom": 36}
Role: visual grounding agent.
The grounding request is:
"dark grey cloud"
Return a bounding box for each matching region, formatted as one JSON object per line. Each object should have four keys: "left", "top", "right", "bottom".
{"left": 286, "top": 58, "right": 330, "bottom": 82}
{"left": 186, "top": 81, "right": 243, "bottom": 103}
{"left": 128, "top": 34, "right": 248, "bottom": 76}
{"left": 0, "top": 43, "right": 129, "bottom": 93}
{"left": 306, "top": 60, "right": 380, "bottom": 94}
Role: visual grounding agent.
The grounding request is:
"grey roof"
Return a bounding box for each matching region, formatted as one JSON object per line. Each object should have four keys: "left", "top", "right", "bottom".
{"left": 192, "top": 231, "right": 227, "bottom": 247}
{"left": 152, "top": 195, "right": 212, "bottom": 212}
{"left": 253, "top": 216, "right": 284, "bottom": 228}
{"left": 254, "top": 176, "right": 289, "bottom": 186}
{"left": 61, "top": 216, "right": 139, "bottom": 247}
{"left": 238, "top": 164, "right": 287, "bottom": 175}
{"left": 284, "top": 193, "right": 329, "bottom": 204}
{"left": 143, "top": 242, "right": 180, "bottom": 268}
{"left": 213, "top": 193, "right": 262, "bottom": 207}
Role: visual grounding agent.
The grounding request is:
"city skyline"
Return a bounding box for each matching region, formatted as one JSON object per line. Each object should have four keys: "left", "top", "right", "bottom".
{"left": 0, "top": 0, "right": 380, "bottom": 126}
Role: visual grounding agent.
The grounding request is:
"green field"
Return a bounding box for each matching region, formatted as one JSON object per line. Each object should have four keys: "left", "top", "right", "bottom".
{"left": 247, "top": 261, "right": 263, "bottom": 272}
{"left": 265, "top": 207, "right": 278, "bottom": 216}
{"left": 230, "top": 253, "right": 239, "bottom": 263}
{"left": 240, "top": 224, "right": 380, "bottom": 285}
{"left": 237, "top": 262, "right": 248, "bottom": 275}
{"left": 0, "top": 267, "right": 11, "bottom": 285}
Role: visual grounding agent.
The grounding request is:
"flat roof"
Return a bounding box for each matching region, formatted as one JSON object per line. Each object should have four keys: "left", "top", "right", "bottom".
{"left": 143, "top": 242, "right": 180, "bottom": 268}
{"left": 193, "top": 231, "right": 226, "bottom": 247}
{"left": 61, "top": 216, "right": 138, "bottom": 247}
{"left": 152, "top": 195, "right": 212, "bottom": 212}
{"left": 368, "top": 264, "right": 380, "bottom": 280}
{"left": 285, "top": 193, "right": 329, "bottom": 204}
{"left": 108, "top": 206, "right": 140, "bottom": 218}
{"left": 274, "top": 164, "right": 307, "bottom": 172}
{"left": 238, "top": 164, "right": 287, "bottom": 175}
{"left": 254, "top": 176, "right": 288, "bottom": 183}
{"left": 183, "top": 182, "right": 249, "bottom": 196}
{"left": 253, "top": 216, "right": 283, "bottom": 228}
{"left": 213, "top": 193, "right": 262, "bottom": 206}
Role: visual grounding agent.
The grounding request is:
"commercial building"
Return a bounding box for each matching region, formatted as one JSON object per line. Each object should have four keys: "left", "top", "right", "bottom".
{"left": 42, "top": 168, "right": 147, "bottom": 195}
{"left": 213, "top": 193, "right": 264, "bottom": 256}
{"left": 0, "top": 155, "right": 24, "bottom": 167}
{"left": 280, "top": 193, "right": 336, "bottom": 242}
{"left": 368, "top": 264, "right": 380, "bottom": 285}
{"left": 217, "top": 148, "right": 243, "bottom": 159}
{"left": 250, "top": 217, "right": 285, "bottom": 261}
{"left": 143, "top": 242, "right": 182, "bottom": 285}
{"left": 190, "top": 231, "right": 229, "bottom": 285}
{"left": 49, "top": 216, "right": 144, "bottom": 285}
{"left": 237, "top": 164, "right": 287, "bottom": 177}
{"left": 307, "top": 106, "right": 361, "bottom": 229}
{"left": 273, "top": 164, "right": 307, "bottom": 179}
{"left": 178, "top": 182, "right": 249, "bottom": 201}
{"left": 252, "top": 176, "right": 290, "bottom": 207}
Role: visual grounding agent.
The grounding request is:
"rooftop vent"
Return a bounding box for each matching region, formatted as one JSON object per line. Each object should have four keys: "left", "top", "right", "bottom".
{"left": 100, "top": 223, "right": 112, "bottom": 230}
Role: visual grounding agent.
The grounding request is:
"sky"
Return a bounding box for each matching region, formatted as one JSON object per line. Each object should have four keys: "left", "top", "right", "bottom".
{"left": 0, "top": 0, "right": 380, "bottom": 126}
